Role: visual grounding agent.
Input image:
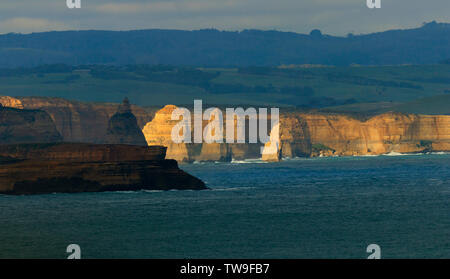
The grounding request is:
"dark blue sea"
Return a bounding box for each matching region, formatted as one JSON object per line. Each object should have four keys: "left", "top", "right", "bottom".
{"left": 1, "top": 154, "right": 449, "bottom": 259}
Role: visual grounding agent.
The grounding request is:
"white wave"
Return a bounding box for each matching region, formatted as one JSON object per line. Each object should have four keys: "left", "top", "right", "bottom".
{"left": 212, "top": 187, "right": 256, "bottom": 191}
{"left": 111, "top": 191, "right": 139, "bottom": 194}
{"left": 383, "top": 151, "right": 423, "bottom": 156}
{"left": 281, "top": 157, "right": 309, "bottom": 161}
{"left": 231, "top": 158, "right": 268, "bottom": 164}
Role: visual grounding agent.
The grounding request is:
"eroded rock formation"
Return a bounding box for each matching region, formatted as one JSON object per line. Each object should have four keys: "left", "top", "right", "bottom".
{"left": 105, "top": 98, "right": 148, "bottom": 146}
{"left": 299, "top": 112, "right": 450, "bottom": 156}
{"left": 142, "top": 105, "right": 268, "bottom": 162}
{"left": 16, "top": 96, "right": 156, "bottom": 143}
{"left": 142, "top": 105, "right": 191, "bottom": 161}
{"left": 142, "top": 106, "right": 450, "bottom": 162}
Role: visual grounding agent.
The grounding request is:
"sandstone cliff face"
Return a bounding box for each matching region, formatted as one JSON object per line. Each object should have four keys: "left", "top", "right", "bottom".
{"left": 142, "top": 105, "right": 192, "bottom": 161}
{"left": 278, "top": 114, "right": 312, "bottom": 158}
{"left": 0, "top": 96, "right": 24, "bottom": 109}
{"left": 17, "top": 97, "right": 156, "bottom": 143}
{"left": 299, "top": 112, "right": 450, "bottom": 156}
{"left": 142, "top": 105, "right": 268, "bottom": 162}
{"left": 142, "top": 105, "right": 450, "bottom": 162}
{"left": 0, "top": 106, "right": 62, "bottom": 144}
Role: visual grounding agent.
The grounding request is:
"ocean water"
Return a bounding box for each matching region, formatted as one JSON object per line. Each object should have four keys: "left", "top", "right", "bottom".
{"left": 0, "top": 154, "right": 449, "bottom": 259}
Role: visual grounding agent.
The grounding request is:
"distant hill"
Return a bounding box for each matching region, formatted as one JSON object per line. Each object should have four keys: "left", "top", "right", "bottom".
{"left": 0, "top": 21, "right": 449, "bottom": 68}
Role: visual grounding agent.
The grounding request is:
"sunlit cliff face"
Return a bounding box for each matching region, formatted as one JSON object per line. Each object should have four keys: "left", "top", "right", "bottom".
{"left": 142, "top": 106, "right": 450, "bottom": 162}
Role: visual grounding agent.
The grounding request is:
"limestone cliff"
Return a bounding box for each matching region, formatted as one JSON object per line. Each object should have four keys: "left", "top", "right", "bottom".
{"left": 17, "top": 96, "right": 156, "bottom": 143}
{"left": 142, "top": 105, "right": 450, "bottom": 162}
{"left": 4, "top": 95, "right": 448, "bottom": 161}
{"left": 142, "top": 105, "right": 191, "bottom": 161}
{"left": 299, "top": 112, "right": 450, "bottom": 156}
{"left": 0, "top": 96, "right": 24, "bottom": 109}
{"left": 0, "top": 106, "right": 62, "bottom": 144}
{"left": 142, "top": 105, "right": 265, "bottom": 162}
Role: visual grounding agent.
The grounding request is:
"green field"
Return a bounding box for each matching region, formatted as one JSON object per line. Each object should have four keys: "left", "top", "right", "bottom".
{"left": 0, "top": 64, "right": 449, "bottom": 114}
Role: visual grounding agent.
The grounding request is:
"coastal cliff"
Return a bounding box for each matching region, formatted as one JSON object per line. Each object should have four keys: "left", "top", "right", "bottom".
{"left": 2, "top": 96, "right": 448, "bottom": 162}
{"left": 299, "top": 112, "right": 450, "bottom": 156}
{"left": 0, "top": 96, "right": 24, "bottom": 109}
{"left": 142, "top": 105, "right": 263, "bottom": 162}
{"left": 13, "top": 96, "right": 156, "bottom": 143}
{"left": 0, "top": 143, "right": 207, "bottom": 195}
{"left": 141, "top": 105, "right": 450, "bottom": 161}
{"left": 0, "top": 105, "right": 62, "bottom": 144}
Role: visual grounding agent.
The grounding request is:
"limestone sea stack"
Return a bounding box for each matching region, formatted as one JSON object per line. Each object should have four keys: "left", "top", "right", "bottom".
{"left": 142, "top": 105, "right": 193, "bottom": 162}
{"left": 105, "top": 97, "right": 148, "bottom": 146}
{"left": 142, "top": 105, "right": 262, "bottom": 162}
{"left": 0, "top": 143, "right": 207, "bottom": 195}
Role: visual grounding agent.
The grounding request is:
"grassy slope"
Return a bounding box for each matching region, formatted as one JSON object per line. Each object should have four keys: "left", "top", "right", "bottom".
{"left": 385, "top": 94, "right": 450, "bottom": 114}
{"left": 0, "top": 65, "right": 448, "bottom": 111}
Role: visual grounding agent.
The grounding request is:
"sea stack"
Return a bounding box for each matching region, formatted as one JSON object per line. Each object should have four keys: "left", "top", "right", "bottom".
{"left": 105, "top": 97, "right": 148, "bottom": 146}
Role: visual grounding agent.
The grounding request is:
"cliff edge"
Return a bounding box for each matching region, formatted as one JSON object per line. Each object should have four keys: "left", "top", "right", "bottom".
{"left": 0, "top": 143, "right": 207, "bottom": 195}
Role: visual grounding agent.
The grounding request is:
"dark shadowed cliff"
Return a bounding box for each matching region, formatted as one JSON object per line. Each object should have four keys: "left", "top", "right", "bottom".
{"left": 0, "top": 143, "right": 207, "bottom": 195}
{"left": 0, "top": 105, "right": 62, "bottom": 144}
{"left": 105, "top": 98, "right": 148, "bottom": 146}
{"left": 15, "top": 96, "right": 157, "bottom": 143}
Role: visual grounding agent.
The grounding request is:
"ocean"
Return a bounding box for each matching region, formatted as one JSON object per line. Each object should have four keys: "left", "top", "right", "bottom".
{"left": 1, "top": 153, "right": 449, "bottom": 259}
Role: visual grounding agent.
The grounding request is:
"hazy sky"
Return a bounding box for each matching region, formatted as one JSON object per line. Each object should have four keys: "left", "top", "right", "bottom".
{"left": 0, "top": 0, "right": 449, "bottom": 35}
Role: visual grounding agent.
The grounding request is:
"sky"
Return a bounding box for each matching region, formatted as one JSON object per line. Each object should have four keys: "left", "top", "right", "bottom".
{"left": 0, "top": 0, "right": 449, "bottom": 35}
